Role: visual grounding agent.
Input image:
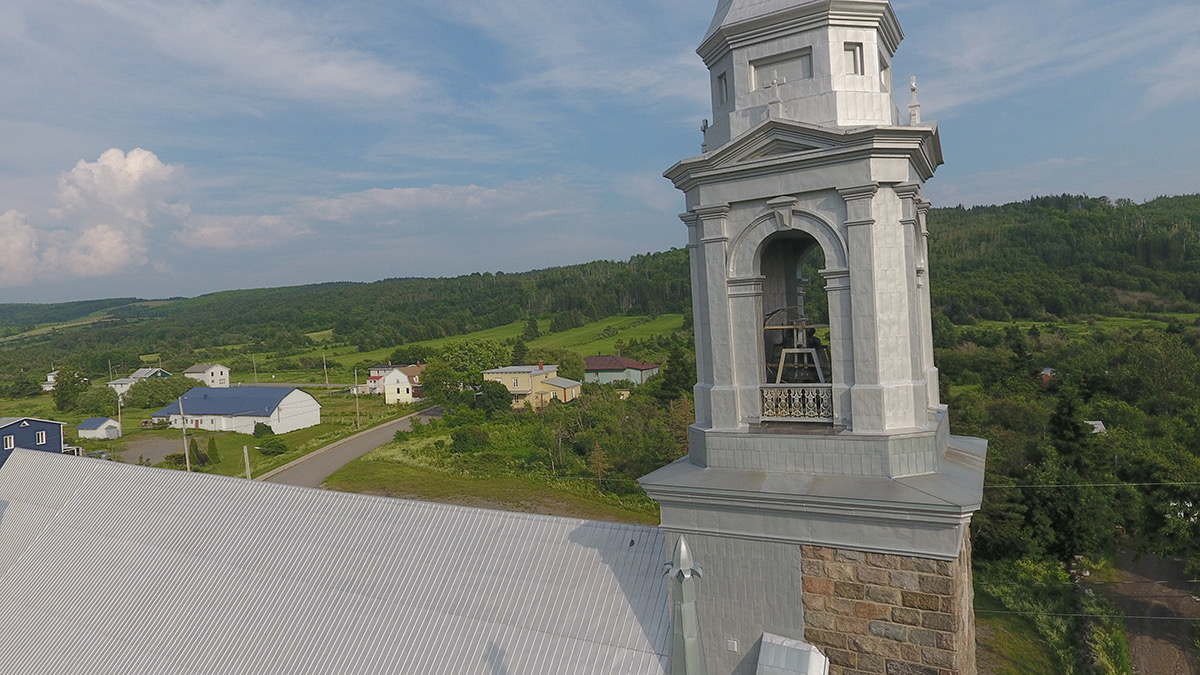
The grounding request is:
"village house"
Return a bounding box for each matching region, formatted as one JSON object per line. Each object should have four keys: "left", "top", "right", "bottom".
{"left": 0, "top": 417, "right": 65, "bottom": 453}
{"left": 108, "top": 366, "right": 171, "bottom": 400}
{"left": 183, "top": 363, "right": 231, "bottom": 388}
{"left": 357, "top": 363, "right": 425, "bottom": 402}
{"left": 151, "top": 387, "right": 321, "bottom": 434}
{"left": 482, "top": 363, "right": 582, "bottom": 409}
{"left": 41, "top": 370, "right": 58, "bottom": 392}
{"left": 583, "top": 355, "right": 660, "bottom": 385}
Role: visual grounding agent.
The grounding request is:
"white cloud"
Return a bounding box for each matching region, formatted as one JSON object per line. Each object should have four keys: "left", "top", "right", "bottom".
{"left": 53, "top": 148, "right": 187, "bottom": 225}
{"left": 303, "top": 180, "right": 590, "bottom": 231}
{"left": 911, "top": 1, "right": 1200, "bottom": 116}
{"left": 0, "top": 211, "right": 41, "bottom": 287}
{"left": 175, "top": 215, "right": 310, "bottom": 250}
{"left": 75, "top": 0, "right": 426, "bottom": 103}
{"left": 0, "top": 148, "right": 188, "bottom": 288}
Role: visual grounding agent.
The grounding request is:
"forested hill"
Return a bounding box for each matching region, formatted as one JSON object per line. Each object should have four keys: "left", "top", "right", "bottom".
{"left": 929, "top": 194, "right": 1200, "bottom": 323}
{"left": 3, "top": 193, "right": 1200, "bottom": 376}
{"left": 0, "top": 250, "right": 692, "bottom": 370}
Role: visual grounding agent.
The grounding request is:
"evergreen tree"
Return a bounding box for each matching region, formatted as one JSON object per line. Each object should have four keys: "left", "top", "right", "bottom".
{"left": 522, "top": 317, "right": 540, "bottom": 341}
{"left": 207, "top": 437, "right": 221, "bottom": 465}
{"left": 511, "top": 338, "right": 528, "bottom": 366}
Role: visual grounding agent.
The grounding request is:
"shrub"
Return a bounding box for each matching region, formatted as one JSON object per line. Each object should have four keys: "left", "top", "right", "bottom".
{"left": 450, "top": 425, "right": 489, "bottom": 453}
{"left": 253, "top": 422, "right": 274, "bottom": 438}
{"left": 257, "top": 435, "right": 288, "bottom": 456}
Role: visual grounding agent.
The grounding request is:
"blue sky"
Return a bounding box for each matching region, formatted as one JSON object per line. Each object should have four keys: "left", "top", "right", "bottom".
{"left": 1, "top": 0, "right": 1198, "bottom": 303}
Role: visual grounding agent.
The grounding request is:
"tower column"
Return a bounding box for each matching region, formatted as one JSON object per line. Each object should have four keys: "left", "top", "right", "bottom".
{"left": 691, "top": 205, "right": 737, "bottom": 430}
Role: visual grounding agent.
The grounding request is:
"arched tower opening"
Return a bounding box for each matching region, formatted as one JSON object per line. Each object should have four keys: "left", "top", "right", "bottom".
{"left": 759, "top": 232, "right": 828, "bottom": 386}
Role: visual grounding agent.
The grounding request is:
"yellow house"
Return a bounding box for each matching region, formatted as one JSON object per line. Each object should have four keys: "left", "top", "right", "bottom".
{"left": 482, "top": 363, "right": 582, "bottom": 410}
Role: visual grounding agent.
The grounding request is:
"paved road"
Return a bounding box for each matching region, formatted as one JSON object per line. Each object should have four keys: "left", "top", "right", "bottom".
{"left": 260, "top": 406, "right": 442, "bottom": 488}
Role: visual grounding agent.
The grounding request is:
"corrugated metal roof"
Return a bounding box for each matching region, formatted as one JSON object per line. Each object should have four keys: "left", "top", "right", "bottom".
{"left": 0, "top": 450, "right": 669, "bottom": 674}
{"left": 151, "top": 387, "right": 312, "bottom": 418}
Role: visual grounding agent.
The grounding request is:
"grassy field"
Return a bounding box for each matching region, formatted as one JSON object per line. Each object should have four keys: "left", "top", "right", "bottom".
{"left": 324, "top": 425, "right": 659, "bottom": 525}
{"left": 973, "top": 312, "right": 1200, "bottom": 338}
{"left": 325, "top": 460, "right": 658, "bottom": 525}
{"left": 974, "top": 588, "right": 1061, "bottom": 674}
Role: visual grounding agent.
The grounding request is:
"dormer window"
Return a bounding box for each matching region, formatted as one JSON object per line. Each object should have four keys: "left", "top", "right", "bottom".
{"left": 844, "top": 43, "right": 864, "bottom": 75}
{"left": 752, "top": 49, "right": 812, "bottom": 90}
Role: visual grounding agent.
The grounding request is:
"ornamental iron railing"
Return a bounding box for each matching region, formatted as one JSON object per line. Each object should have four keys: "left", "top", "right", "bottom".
{"left": 761, "top": 384, "right": 833, "bottom": 422}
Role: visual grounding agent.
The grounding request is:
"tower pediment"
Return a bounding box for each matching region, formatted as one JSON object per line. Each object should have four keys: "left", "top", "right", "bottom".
{"left": 666, "top": 118, "right": 943, "bottom": 190}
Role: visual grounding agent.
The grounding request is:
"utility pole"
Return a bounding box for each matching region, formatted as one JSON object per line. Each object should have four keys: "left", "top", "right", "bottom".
{"left": 354, "top": 368, "right": 361, "bottom": 430}
{"left": 252, "top": 355, "right": 258, "bottom": 383}
{"left": 323, "top": 353, "right": 330, "bottom": 389}
{"left": 243, "top": 445, "right": 251, "bottom": 479}
{"left": 179, "top": 397, "right": 191, "bottom": 472}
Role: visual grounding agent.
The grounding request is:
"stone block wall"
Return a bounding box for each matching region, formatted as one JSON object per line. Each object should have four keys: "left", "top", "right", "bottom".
{"left": 799, "top": 535, "right": 975, "bottom": 675}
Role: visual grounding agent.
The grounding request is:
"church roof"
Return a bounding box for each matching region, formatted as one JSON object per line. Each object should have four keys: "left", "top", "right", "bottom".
{"left": 0, "top": 450, "right": 670, "bottom": 674}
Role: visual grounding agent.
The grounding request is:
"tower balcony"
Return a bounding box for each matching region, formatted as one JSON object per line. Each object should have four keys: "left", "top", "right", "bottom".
{"left": 760, "top": 383, "right": 833, "bottom": 422}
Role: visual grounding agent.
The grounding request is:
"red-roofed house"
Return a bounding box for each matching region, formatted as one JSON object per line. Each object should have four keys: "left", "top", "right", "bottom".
{"left": 583, "top": 355, "right": 659, "bottom": 385}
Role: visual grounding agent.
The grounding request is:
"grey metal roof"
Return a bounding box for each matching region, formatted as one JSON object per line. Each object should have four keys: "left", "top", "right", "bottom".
{"left": 151, "top": 386, "right": 313, "bottom": 418}
{"left": 483, "top": 365, "right": 559, "bottom": 374}
{"left": 0, "top": 450, "right": 669, "bottom": 674}
{"left": 544, "top": 377, "right": 582, "bottom": 389}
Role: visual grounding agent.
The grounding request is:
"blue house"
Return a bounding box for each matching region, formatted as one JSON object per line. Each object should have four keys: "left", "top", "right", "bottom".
{"left": 0, "top": 417, "right": 66, "bottom": 453}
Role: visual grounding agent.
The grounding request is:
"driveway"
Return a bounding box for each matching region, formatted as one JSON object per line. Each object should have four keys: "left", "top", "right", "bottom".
{"left": 260, "top": 406, "right": 442, "bottom": 488}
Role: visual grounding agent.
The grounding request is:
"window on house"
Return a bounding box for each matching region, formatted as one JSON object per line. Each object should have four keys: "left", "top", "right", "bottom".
{"left": 844, "top": 43, "right": 864, "bottom": 75}
{"left": 752, "top": 49, "right": 813, "bottom": 89}
{"left": 512, "top": 378, "right": 519, "bottom": 388}
{"left": 36, "top": 431, "right": 46, "bottom": 445}
{"left": 3, "top": 435, "right": 13, "bottom": 450}
{"left": 716, "top": 72, "right": 728, "bottom": 106}
{"left": 551, "top": 391, "right": 558, "bottom": 399}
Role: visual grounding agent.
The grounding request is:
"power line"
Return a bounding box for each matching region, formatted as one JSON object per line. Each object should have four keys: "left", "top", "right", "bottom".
{"left": 985, "top": 481, "right": 1200, "bottom": 489}
{"left": 976, "top": 609, "right": 1199, "bottom": 622}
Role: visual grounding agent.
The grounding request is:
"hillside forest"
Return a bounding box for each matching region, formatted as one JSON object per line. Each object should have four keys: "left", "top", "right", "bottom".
{"left": 3, "top": 193, "right": 1200, "bottom": 671}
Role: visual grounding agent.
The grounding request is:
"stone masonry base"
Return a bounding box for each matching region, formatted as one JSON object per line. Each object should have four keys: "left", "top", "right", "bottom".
{"left": 800, "top": 532, "right": 976, "bottom": 675}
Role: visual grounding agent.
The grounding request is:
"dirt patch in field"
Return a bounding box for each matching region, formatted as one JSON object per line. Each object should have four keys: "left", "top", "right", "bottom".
{"left": 1097, "top": 552, "right": 1199, "bottom": 675}
{"left": 120, "top": 437, "right": 181, "bottom": 465}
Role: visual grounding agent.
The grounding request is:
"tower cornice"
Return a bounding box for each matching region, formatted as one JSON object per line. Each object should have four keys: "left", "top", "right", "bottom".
{"left": 699, "top": 0, "right": 903, "bottom": 67}
{"left": 665, "top": 119, "right": 942, "bottom": 193}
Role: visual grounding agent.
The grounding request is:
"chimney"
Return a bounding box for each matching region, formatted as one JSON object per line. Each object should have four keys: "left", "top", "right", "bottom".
{"left": 538, "top": 361, "right": 544, "bottom": 371}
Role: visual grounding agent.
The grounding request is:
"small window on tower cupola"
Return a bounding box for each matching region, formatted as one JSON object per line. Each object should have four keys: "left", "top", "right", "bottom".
{"left": 716, "top": 72, "right": 729, "bottom": 106}
{"left": 844, "top": 42, "right": 864, "bottom": 75}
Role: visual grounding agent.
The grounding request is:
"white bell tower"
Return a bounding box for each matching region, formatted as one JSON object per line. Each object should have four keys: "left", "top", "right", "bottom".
{"left": 641, "top": 2, "right": 986, "bottom": 674}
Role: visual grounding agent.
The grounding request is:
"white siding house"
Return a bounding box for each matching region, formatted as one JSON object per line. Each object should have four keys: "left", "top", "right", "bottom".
{"left": 152, "top": 387, "right": 320, "bottom": 435}
{"left": 184, "top": 363, "right": 231, "bottom": 388}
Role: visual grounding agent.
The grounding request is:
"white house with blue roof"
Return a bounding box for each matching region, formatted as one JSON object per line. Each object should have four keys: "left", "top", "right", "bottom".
{"left": 152, "top": 387, "right": 320, "bottom": 434}
{"left": 77, "top": 417, "right": 122, "bottom": 440}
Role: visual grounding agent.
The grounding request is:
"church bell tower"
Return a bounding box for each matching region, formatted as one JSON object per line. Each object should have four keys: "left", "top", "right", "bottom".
{"left": 641, "top": 2, "right": 986, "bottom": 673}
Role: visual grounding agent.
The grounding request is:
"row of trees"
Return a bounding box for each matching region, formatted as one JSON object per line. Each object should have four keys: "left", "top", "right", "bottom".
{"left": 940, "top": 322, "right": 1200, "bottom": 575}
